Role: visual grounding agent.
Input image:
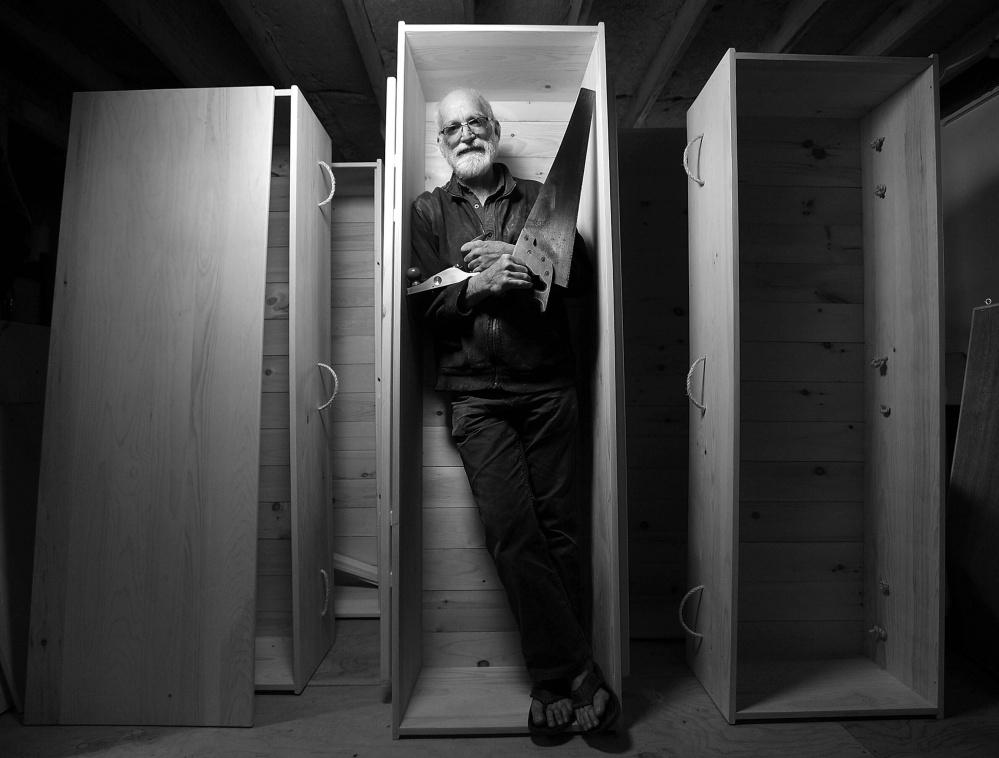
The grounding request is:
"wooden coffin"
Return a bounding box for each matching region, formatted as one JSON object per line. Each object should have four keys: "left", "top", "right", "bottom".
{"left": 26, "top": 86, "right": 341, "bottom": 725}
{"left": 382, "top": 23, "right": 628, "bottom": 736}
{"left": 684, "top": 51, "right": 944, "bottom": 722}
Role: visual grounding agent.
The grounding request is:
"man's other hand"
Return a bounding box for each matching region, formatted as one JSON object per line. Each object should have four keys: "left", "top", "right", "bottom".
{"left": 461, "top": 238, "right": 515, "bottom": 272}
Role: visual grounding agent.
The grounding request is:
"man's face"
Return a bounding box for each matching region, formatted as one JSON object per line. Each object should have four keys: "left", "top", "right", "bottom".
{"left": 437, "top": 91, "right": 500, "bottom": 182}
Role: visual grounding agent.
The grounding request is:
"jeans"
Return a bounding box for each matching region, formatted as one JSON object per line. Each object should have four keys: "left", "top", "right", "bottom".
{"left": 450, "top": 387, "right": 591, "bottom": 683}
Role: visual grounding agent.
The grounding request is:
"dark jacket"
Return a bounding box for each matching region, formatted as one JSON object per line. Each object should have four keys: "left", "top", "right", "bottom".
{"left": 410, "top": 163, "right": 592, "bottom": 393}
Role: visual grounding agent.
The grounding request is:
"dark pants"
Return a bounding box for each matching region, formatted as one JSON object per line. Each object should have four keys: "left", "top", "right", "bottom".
{"left": 450, "top": 387, "right": 591, "bottom": 683}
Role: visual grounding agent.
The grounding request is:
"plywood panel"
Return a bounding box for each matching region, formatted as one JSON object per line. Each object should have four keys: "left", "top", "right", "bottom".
{"left": 861, "top": 61, "right": 944, "bottom": 708}
{"left": 26, "top": 87, "right": 275, "bottom": 727}
{"left": 685, "top": 48, "right": 739, "bottom": 724}
{"left": 288, "top": 86, "right": 336, "bottom": 693}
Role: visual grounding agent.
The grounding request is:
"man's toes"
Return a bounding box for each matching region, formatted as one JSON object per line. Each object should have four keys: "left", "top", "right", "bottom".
{"left": 593, "top": 687, "right": 609, "bottom": 718}
{"left": 531, "top": 699, "right": 546, "bottom": 726}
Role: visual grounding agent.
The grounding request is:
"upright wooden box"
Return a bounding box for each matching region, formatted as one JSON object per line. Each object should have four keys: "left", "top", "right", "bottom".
{"left": 27, "top": 86, "right": 342, "bottom": 726}
{"left": 382, "top": 24, "right": 628, "bottom": 735}
{"left": 684, "top": 51, "right": 944, "bottom": 722}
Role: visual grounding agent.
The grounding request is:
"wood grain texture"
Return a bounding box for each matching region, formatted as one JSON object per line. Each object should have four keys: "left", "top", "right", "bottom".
{"left": 685, "top": 48, "right": 739, "bottom": 724}
{"left": 394, "top": 24, "right": 626, "bottom": 735}
{"left": 288, "top": 86, "right": 336, "bottom": 693}
{"left": 861, "top": 60, "right": 943, "bottom": 709}
{"left": 26, "top": 87, "right": 275, "bottom": 726}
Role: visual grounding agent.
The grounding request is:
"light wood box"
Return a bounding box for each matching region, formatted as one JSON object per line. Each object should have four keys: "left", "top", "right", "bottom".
{"left": 684, "top": 50, "right": 944, "bottom": 722}
{"left": 382, "top": 23, "right": 628, "bottom": 736}
{"left": 26, "top": 86, "right": 346, "bottom": 726}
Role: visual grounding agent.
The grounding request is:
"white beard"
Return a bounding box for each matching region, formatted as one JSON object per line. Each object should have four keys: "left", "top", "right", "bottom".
{"left": 450, "top": 139, "right": 497, "bottom": 181}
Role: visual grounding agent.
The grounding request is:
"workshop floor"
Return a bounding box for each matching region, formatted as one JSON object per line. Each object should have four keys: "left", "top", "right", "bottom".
{"left": 3, "top": 620, "right": 998, "bottom": 757}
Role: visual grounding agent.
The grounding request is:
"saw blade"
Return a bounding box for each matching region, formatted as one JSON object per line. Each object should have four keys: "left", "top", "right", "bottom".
{"left": 406, "top": 265, "right": 475, "bottom": 295}
{"left": 513, "top": 87, "right": 596, "bottom": 311}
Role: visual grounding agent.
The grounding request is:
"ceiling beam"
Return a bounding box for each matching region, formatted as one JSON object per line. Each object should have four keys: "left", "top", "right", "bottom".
{"left": 215, "top": 0, "right": 294, "bottom": 87}
{"left": 623, "top": 0, "right": 714, "bottom": 129}
{"left": 567, "top": 0, "right": 594, "bottom": 25}
{"left": 756, "top": 0, "right": 831, "bottom": 53}
{"left": 0, "top": 3, "right": 127, "bottom": 91}
{"left": 340, "top": 1, "right": 386, "bottom": 120}
{"left": 100, "top": 0, "right": 268, "bottom": 87}
{"left": 938, "top": 5, "right": 999, "bottom": 84}
{"left": 841, "top": 0, "right": 952, "bottom": 56}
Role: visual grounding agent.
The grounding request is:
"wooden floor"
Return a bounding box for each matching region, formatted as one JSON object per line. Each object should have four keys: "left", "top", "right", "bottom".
{"left": 2, "top": 620, "right": 998, "bottom": 757}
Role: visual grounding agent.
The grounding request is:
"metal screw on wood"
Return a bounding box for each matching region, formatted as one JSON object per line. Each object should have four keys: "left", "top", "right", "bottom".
{"left": 868, "top": 625, "right": 888, "bottom": 641}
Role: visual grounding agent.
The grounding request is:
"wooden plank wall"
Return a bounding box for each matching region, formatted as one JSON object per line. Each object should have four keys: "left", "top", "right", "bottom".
{"left": 257, "top": 152, "right": 380, "bottom": 685}
{"left": 257, "top": 143, "right": 295, "bottom": 688}
{"left": 617, "top": 129, "right": 690, "bottom": 639}
{"left": 736, "top": 115, "right": 866, "bottom": 661}
{"left": 326, "top": 167, "right": 380, "bottom": 617}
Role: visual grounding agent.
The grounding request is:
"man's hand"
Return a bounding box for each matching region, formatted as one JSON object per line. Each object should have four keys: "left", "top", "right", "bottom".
{"left": 461, "top": 238, "right": 515, "bottom": 272}
{"left": 463, "top": 251, "right": 532, "bottom": 307}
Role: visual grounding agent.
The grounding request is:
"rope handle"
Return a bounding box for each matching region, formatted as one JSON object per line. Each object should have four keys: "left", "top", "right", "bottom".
{"left": 686, "top": 356, "right": 706, "bottom": 412}
{"left": 678, "top": 585, "right": 704, "bottom": 639}
{"left": 320, "top": 569, "right": 330, "bottom": 617}
{"left": 318, "top": 161, "right": 336, "bottom": 207}
{"left": 318, "top": 363, "right": 339, "bottom": 410}
{"left": 683, "top": 134, "right": 705, "bottom": 186}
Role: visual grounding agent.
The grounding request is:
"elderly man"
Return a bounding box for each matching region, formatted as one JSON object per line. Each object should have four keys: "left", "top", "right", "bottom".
{"left": 409, "top": 88, "right": 619, "bottom": 735}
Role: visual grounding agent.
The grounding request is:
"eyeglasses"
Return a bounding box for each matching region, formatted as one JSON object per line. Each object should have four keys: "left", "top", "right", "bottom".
{"left": 439, "top": 116, "right": 493, "bottom": 141}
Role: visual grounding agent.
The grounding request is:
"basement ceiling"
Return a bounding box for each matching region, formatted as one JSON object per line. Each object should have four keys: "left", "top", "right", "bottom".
{"left": 1, "top": 0, "right": 998, "bottom": 161}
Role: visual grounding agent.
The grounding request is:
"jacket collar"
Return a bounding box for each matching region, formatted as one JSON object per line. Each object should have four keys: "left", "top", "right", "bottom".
{"left": 444, "top": 162, "right": 517, "bottom": 202}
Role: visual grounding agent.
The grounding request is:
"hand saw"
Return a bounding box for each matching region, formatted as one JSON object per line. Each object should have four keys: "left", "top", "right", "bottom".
{"left": 515, "top": 87, "right": 595, "bottom": 311}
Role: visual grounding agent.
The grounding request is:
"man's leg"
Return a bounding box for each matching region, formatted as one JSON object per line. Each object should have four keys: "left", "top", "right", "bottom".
{"left": 450, "top": 390, "right": 590, "bottom": 680}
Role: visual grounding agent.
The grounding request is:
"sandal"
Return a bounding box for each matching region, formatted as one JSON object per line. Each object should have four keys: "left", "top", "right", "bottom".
{"left": 528, "top": 679, "right": 576, "bottom": 735}
{"left": 570, "top": 662, "right": 621, "bottom": 733}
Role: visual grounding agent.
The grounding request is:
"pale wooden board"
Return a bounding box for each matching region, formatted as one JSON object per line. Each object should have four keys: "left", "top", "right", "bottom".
{"left": 422, "top": 631, "right": 524, "bottom": 668}
{"left": 685, "top": 47, "right": 739, "bottom": 723}
{"left": 740, "top": 461, "right": 864, "bottom": 502}
{"left": 257, "top": 575, "right": 293, "bottom": 614}
{"left": 257, "top": 538, "right": 291, "bottom": 575}
{"left": 738, "top": 620, "right": 864, "bottom": 661}
{"left": 332, "top": 587, "right": 379, "bottom": 620}
{"left": 740, "top": 223, "right": 864, "bottom": 265}
{"left": 740, "top": 381, "right": 864, "bottom": 422}
{"left": 861, "top": 62, "right": 944, "bottom": 707}
{"left": 397, "top": 666, "right": 535, "bottom": 736}
{"left": 254, "top": 636, "right": 295, "bottom": 690}
{"left": 740, "top": 422, "right": 864, "bottom": 461}
{"left": 735, "top": 657, "right": 937, "bottom": 719}
{"left": 422, "top": 590, "right": 517, "bottom": 633}
{"left": 738, "top": 581, "right": 863, "bottom": 622}
{"left": 331, "top": 508, "right": 377, "bottom": 537}
{"left": 740, "top": 263, "right": 864, "bottom": 304}
{"left": 737, "top": 116, "right": 862, "bottom": 189}
{"left": 739, "top": 542, "right": 863, "bottom": 583}
{"left": 395, "top": 25, "right": 626, "bottom": 735}
{"left": 734, "top": 54, "right": 937, "bottom": 120}
{"left": 26, "top": 87, "right": 273, "bottom": 727}
{"left": 405, "top": 26, "right": 600, "bottom": 102}
{"left": 741, "top": 342, "right": 866, "bottom": 383}
{"left": 741, "top": 303, "right": 864, "bottom": 342}
{"left": 739, "top": 502, "right": 864, "bottom": 542}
